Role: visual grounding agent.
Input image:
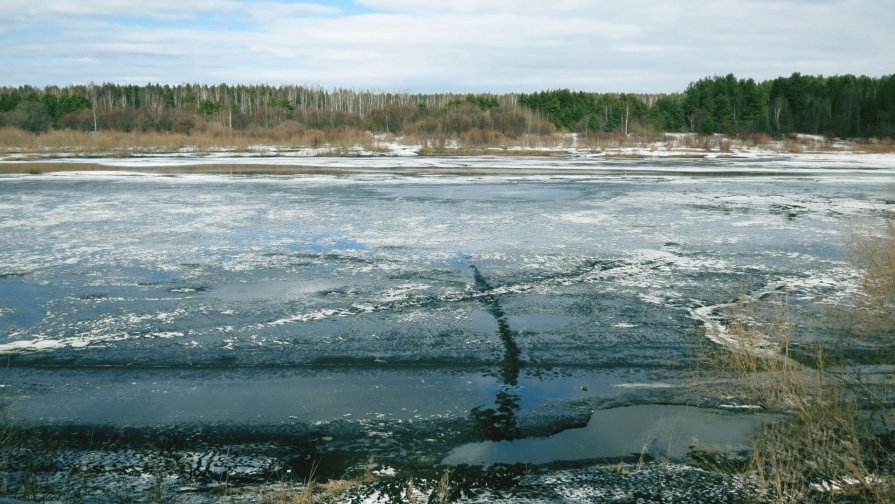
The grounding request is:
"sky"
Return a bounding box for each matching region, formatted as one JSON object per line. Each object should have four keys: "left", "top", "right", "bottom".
{"left": 1, "top": 0, "right": 892, "bottom": 92}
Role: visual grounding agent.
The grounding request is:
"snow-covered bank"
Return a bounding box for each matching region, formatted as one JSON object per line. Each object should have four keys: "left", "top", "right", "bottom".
{"left": 2, "top": 149, "right": 895, "bottom": 178}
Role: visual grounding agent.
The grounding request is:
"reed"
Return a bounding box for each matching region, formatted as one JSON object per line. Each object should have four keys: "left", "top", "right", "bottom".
{"left": 694, "top": 235, "right": 895, "bottom": 502}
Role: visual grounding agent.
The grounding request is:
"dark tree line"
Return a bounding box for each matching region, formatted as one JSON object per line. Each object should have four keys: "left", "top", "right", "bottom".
{"left": 1, "top": 73, "right": 892, "bottom": 138}
{"left": 682, "top": 73, "right": 895, "bottom": 138}
{"left": 518, "top": 90, "right": 683, "bottom": 134}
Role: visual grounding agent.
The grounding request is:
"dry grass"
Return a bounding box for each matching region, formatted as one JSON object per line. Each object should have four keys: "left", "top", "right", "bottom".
{"left": 850, "top": 220, "right": 895, "bottom": 338}
{"left": 750, "top": 387, "right": 887, "bottom": 503}
{"left": 575, "top": 131, "right": 665, "bottom": 151}
{"left": 436, "top": 468, "right": 453, "bottom": 504}
{"left": 695, "top": 225, "right": 895, "bottom": 502}
{"left": 855, "top": 138, "right": 895, "bottom": 154}
{"left": 410, "top": 131, "right": 577, "bottom": 155}
{"left": 745, "top": 133, "right": 773, "bottom": 147}
{"left": 0, "top": 124, "right": 575, "bottom": 157}
{"left": 259, "top": 462, "right": 454, "bottom": 504}
{"left": 0, "top": 125, "right": 380, "bottom": 154}
{"left": 0, "top": 126, "right": 682, "bottom": 157}
{"left": 780, "top": 139, "right": 805, "bottom": 154}
{"left": 697, "top": 304, "right": 893, "bottom": 502}
{"left": 260, "top": 454, "right": 378, "bottom": 504}
{"left": 261, "top": 478, "right": 358, "bottom": 504}
{"left": 2, "top": 125, "right": 894, "bottom": 157}
{"left": 261, "top": 482, "right": 315, "bottom": 504}
{"left": 405, "top": 479, "right": 418, "bottom": 504}
{"left": 695, "top": 295, "right": 813, "bottom": 418}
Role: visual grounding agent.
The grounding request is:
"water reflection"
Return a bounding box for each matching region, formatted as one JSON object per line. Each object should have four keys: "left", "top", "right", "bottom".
{"left": 446, "top": 405, "right": 779, "bottom": 466}
{"left": 470, "top": 264, "right": 523, "bottom": 441}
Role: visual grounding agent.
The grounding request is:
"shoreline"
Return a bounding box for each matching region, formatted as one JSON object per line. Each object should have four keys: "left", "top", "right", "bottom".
{"left": 2, "top": 132, "right": 894, "bottom": 166}
{"left": 2, "top": 144, "right": 895, "bottom": 178}
{"left": 3, "top": 158, "right": 895, "bottom": 178}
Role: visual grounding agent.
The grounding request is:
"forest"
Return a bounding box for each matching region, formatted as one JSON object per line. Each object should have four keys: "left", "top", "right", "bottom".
{"left": 0, "top": 73, "right": 893, "bottom": 140}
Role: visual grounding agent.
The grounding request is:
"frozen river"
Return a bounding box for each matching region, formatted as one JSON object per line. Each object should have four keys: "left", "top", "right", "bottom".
{"left": 1, "top": 154, "right": 893, "bottom": 497}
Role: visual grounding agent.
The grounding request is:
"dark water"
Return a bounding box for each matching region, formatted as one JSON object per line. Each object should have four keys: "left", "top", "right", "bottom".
{"left": 0, "top": 157, "right": 893, "bottom": 493}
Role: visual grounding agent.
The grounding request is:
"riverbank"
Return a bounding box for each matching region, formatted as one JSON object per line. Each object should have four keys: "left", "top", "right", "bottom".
{"left": 2, "top": 148, "right": 895, "bottom": 179}
{"left": 1, "top": 130, "right": 894, "bottom": 164}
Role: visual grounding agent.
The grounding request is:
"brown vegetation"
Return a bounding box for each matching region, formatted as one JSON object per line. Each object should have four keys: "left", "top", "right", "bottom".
{"left": 856, "top": 138, "right": 895, "bottom": 154}
{"left": 850, "top": 220, "right": 895, "bottom": 338}
{"left": 696, "top": 221, "right": 895, "bottom": 502}
{"left": 0, "top": 124, "right": 380, "bottom": 154}
{"left": 2, "top": 124, "right": 894, "bottom": 159}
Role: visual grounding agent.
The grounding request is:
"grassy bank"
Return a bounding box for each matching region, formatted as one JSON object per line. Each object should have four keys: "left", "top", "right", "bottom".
{"left": 1, "top": 126, "right": 894, "bottom": 157}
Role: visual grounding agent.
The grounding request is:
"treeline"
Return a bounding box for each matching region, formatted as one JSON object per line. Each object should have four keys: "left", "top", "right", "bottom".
{"left": 518, "top": 91, "right": 682, "bottom": 135}
{"left": 0, "top": 73, "right": 893, "bottom": 139}
{"left": 521, "top": 73, "right": 895, "bottom": 138}
{"left": 683, "top": 73, "right": 895, "bottom": 138}
{"left": 0, "top": 84, "right": 556, "bottom": 138}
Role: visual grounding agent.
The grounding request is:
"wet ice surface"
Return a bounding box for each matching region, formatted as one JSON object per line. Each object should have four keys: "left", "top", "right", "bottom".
{"left": 444, "top": 404, "right": 782, "bottom": 466}
{"left": 1, "top": 156, "right": 894, "bottom": 500}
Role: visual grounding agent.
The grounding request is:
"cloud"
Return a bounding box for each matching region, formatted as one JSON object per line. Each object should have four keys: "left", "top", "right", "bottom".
{"left": 1, "top": 0, "right": 228, "bottom": 22}
{"left": 355, "top": 0, "right": 650, "bottom": 15}
{"left": 1, "top": 0, "right": 892, "bottom": 91}
{"left": 0, "top": 0, "right": 337, "bottom": 23}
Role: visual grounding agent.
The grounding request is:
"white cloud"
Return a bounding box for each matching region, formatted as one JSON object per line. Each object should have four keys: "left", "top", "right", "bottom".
{"left": 0, "top": 0, "right": 337, "bottom": 23}
{"left": 1, "top": 0, "right": 230, "bottom": 21}
{"left": 356, "top": 0, "right": 635, "bottom": 15}
{"left": 1, "top": 0, "right": 892, "bottom": 91}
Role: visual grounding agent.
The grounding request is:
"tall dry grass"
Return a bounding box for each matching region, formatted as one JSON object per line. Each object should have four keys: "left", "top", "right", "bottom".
{"left": 696, "top": 223, "right": 895, "bottom": 502}
{"left": 850, "top": 220, "right": 895, "bottom": 338}
{"left": 855, "top": 138, "right": 895, "bottom": 154}
{"left": 750, "top": 383, "right": 889, "bottom": 503}
{"left": 409, "top": 131, "right": 578, "bottom": 155}
{"left": 694, "top": 296, "right": 804, "bottom": 410}
{"left": 697, "top": 302, "right": 892, "bottom": 502}
{"left": 0, "top": 124, "right": 380, "bottom": 154}
{"left": 2, "top": 124, "right": 894, "bottom": 156}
